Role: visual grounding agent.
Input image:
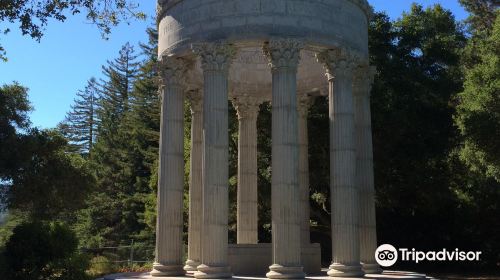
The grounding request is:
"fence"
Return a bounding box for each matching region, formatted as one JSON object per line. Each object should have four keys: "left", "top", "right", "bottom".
{"left": 82, "top": 240, "right": 155, "bottom": 267}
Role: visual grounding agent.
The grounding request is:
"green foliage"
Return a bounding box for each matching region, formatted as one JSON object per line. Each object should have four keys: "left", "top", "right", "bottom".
{"left": 459, "top": 0, "right": 499, "bottom": 34}
{"left": 0, "top": 0, "right": 146, "bottom": 61}
{"left": 7, "top": 129, "right": 94, "bottom": 221}
{"left": 0, "top": 221, "right": 90, "bottom": 280}
{"left": 0, "top": 83, "right": 32, "bottom": 182}
{"left": 59, "top": 78, "right": 99, "bottom": 156}
{"left": 76, "top": 39, "right": 158, "bottom": 248}
{"left": 455, "top": 12, "right": 500, "bottom": 181}
{"left": 88, "top": 256, "right": 116, "bottom": 276}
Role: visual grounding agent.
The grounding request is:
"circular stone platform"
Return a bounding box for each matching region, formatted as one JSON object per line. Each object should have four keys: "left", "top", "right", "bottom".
{"left": 100, "top": 271, "right": 435, "bottom": 280}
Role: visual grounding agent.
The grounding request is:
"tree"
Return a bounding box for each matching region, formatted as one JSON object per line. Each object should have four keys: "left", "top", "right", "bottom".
{"left": 0, "top": 221, "right": 89, "bottom": 280}
{"left": 367, "top": 4, "right": 467, "bottom": 266}
{"left": 59, "top": 78, "right": 99, "bottom": 157}
{"left": 76, "top": 42, "right": 148, "bottom": 247}
{"left": 459, "top": 0, "right": 499, "bottom": 34}
{"left": 454, "top": 12, "right": 500, "bottom": 181}
{"left": 0, "top": 0, "right": 146, "bottom": 61}
{"left": 0, "top": 83, "right": 32, "bottom": 182}
{"left": 7, "top": 129, "right": 94, "bottom": 222}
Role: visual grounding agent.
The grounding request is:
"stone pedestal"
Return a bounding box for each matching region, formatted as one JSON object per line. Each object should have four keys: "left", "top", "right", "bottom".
{"left": 185, "top": 91, "right": 203, "bottom": 273}
{"left": 354, "top": 65, "right": 382, "bottom": 274}
{"left": 152, "top": 57, "right": 189, "bottom": 277}
{"left": 233, "top": 96, "right": 261, "bottom": 244}
{"left": 263, "top": 39, "right": 305, "bottom": 279}
{"left": 317, "top": 49, "right": 364, "bottom": 278}
{"left": 192, "top": 42, "right": 235, "bottom": 279}
{"left": 298, "top": 95, "right": 313, "bottom": 245}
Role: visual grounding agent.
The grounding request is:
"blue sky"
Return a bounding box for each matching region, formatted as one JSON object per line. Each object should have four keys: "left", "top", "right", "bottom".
{"left": 0, "top": 1, "right": 468, "bottom": 129}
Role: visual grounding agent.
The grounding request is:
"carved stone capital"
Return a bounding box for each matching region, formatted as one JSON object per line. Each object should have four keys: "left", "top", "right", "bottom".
{"left": 316, "top": 48, "right": 361, "bottom": 80}
{"left": 263, "top": 39, "right": 304, "bottom": 69}
{"left": 186, "top": 90, "right": 203, "bottom": 114}
{"left": 158, "top": 56, "right": 191, "bottom": 87}
{"left": 354, "top": 64, "right": 376, "bottom": 97}
{"left": 232, "top": 96, "right": 263, "bottom": 120}
{"left": 297, "top": 95, "right": 314, "bottom": 118}
{"left": 192, "top": 42, "right": 236, "bottom": 72}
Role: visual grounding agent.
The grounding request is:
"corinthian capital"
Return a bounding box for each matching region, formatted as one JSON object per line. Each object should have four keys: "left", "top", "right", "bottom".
{"left": 316, "top": 48, "right": 360, "bottom": 80}
{"left": 297, "top": 95, "right": 314, "bottom": 118}
{"left": 192, "top": 42, "right": 236, "bottom": 72}
{"left": 158, "top": 56, "right": 191, "bottom": 86}
{"left": 232, "top": 96, "right": 263, "bottom": 120}
{"left": 186, "top": 90, "right": 203, "bottom": 114}
{"left": 353, "top": 63, "right": 376, "bottom": 97}
{"left": 263, "top": 39, "right": 303, "bottom": 69}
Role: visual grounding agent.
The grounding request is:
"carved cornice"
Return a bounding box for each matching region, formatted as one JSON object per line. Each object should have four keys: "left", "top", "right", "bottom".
{"left": 156, "top": 0, "right": 374, "bottom": 23}
{"left": 158, "top": 56, "right": 191, "bottom": 87}
{"left": 316, "top": 48, "right": 361, "bottom": 80}
{"left": 192, "top": 42, "right": 236, "bottom": 72}
{"left": 263, "top": 39, "right": 304, "bottom": 70}
{"left": 232, "top": 96, "right": 263, "bottom": 120}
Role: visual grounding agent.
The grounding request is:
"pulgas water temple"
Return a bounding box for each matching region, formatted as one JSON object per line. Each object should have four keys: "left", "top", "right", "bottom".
{"left": 104, "top": 0, "right": 430, "bottom": 279}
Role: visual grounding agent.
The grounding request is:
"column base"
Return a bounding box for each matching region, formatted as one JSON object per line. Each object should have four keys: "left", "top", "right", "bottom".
{"left": 184, "top": 259, "right": 201, "bottom": 274}
{"left": 327, "top": 263, "right": 364, "bottom": 278}
{"left": 362, "top": 263, "right": 383, "bottom": 274}
{"left": 266, "top": 264, "right": 306, "bottom": 279}
{"left": 194, "top": 264, "right": 232, "bottom": 279}
{"left": 150, "top": 263, "right": 185, "bottom": 277}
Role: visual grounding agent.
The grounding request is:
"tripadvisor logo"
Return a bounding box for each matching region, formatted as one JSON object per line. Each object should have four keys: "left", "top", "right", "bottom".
{"left": 375, "top": 244, "right": 482, "bottom": 267}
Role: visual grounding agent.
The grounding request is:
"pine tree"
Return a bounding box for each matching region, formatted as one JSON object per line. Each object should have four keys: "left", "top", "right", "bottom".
{"left": 76, "top": 42, "right": 141, "bottom": 247}
{"left": 121, "top": 27, "right": 161, "bottom": 244}
{"left": 59, "top": 78, "right": 99, "bottom": 156}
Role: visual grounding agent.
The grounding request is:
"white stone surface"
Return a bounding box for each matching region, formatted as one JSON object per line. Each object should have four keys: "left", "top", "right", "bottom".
{"left": 152, "top": 57, "right": 190, "bottom": 277}
{"left": 185, "top": 90, "right": 204, "bottom": 273}
{"left": 192, "top": 42, "right": 236, "bottom": 279}
{"left": 158, "top": 0, "right": 372, "bottom": 57}
{"left": 233, "top": 96, "right": 262, "bottom": 244}
{"left": 298, "top": 95, "right": 313, "bottom": 245}
{"left": 154, "top": 1, "right": 381, "bottom": 279}
{"left": 263, "top": 39, "right": 305, "bottom": 279}
{"left": 317, "top": 49, "right": 364, "bottom": 277}
{"left": 354, "top": 65, "right": 381, "bottom": 274}
{"left": 102, "top": 271, "right": 433, "bottom": 280}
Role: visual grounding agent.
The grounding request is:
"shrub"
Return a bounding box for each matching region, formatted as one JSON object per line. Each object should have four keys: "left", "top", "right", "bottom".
{"left": 1, "top": 221, "right": 90, "bottom": 280}
{"left": 88, "top": 256, "right": 116, "bottom": 276}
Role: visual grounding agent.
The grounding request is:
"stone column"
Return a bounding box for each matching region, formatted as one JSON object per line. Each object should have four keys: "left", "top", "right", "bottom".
{"left": 263, "top": 39, "right": 305, "bottom": 279}
{"left": 317, "top": 49, "right": 364, "bottom": 277}
{"left": 192, "top": 42, "right": 235, "bottom": 279}
{"left": 232, "top": 96, "right": 261, "bottom": 244}
{"left": 298, "top": 95, "right": 312, "bottom": 245}
{"left": 185, "top": 90, "right": 203, "bottom": 273}
{"left": 354, "top": 65, "right": 382, "bottom": 274}
{"left": 151, "top": 57, "right": 189, "bottom": 277}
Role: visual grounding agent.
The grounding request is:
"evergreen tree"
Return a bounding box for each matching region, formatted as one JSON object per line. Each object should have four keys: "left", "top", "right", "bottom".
{"left": 59, "top": 78, "right": 99, "bottom": 156}
{"left": 459, "top": 0, "right": 499, "bottom": 34}
{"left": 120, "top": 27, "right": 161, "bottom": 244}
{"left": 76, "top": 42, "right": 140, "bottom": 247}
{"left": 455, "top": 11, "right": 500, "bottom": 181}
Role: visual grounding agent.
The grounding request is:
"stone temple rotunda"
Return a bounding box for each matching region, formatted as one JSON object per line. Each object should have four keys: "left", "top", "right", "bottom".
{"left": 149, "top": 0, "right": 390, "bottom": 279}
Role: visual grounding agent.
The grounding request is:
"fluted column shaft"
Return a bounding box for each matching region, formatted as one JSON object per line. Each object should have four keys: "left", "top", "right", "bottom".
{"left": 298, "top": 96, "right": 312, "bottom": 245}
{"left": 354, "top": 66, "right": 382, "bottom": 274}
{"left": 264, "top": 39, "right": 305, "bottom": 279}
{"left": 185, "top": 91, "right": 204, "bottom": 273}
{"left": 317, "top": 49, "right": 364, "bottom": 277}
{"left": 192, "top": 42, "right": 235, "bottom": 279}
{"left": 152, "top": 57, "right": 189, "bottom": 277}
{"left": 233, "top": 97, "right": 261, "bottom": 244}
